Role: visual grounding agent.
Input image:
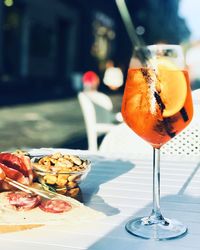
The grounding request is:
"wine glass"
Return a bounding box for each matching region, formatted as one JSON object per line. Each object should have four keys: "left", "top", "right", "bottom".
{"left": 121, "top": 44, "right": 193, "bottom": 240}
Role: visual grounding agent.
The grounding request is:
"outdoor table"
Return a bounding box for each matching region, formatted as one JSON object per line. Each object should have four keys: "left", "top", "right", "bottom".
{"left": 0, "top": 148, "right": 199, "bottom": 250}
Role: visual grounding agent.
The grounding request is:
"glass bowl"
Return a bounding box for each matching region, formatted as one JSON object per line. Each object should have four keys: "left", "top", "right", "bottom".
{"left": 31, "top": 153, "right": 91, "bottom": 197}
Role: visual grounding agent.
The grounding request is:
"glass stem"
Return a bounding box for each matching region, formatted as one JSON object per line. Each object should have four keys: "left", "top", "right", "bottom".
{"left": 150, "top": 148, "right": 164, "bottom": 221}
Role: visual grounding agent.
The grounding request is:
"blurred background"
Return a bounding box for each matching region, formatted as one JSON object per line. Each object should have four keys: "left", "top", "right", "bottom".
{"left": 0, "top": 0, "right": 199, "bottom": 152}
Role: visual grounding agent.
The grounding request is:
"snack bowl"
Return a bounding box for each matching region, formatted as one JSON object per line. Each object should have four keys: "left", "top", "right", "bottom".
{"left": 31, "top": 152, "right": 91, "bottom": 197}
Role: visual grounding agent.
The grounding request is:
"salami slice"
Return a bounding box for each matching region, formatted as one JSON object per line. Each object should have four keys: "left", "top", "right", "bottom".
{"left": 7, "top": 191, "right": 41, "bottom": 210}
{"left": 39, "top": 199, "right": 72, "bottom": 213}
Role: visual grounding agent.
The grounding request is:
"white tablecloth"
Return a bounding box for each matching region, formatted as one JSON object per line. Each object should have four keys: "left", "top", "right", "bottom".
{"left": 0, "top": 148, "right": 200, "bottom": 250}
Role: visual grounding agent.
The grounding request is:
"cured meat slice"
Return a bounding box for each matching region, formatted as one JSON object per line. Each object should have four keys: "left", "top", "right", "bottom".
{"left": 0, "top": 167, "right": 5, "bottom": 181}
{"left": 0, "top": 162, "right": 29, "bottom": 185}
{"left": 0, "top": 153, "right": 28, "bottom": 176}
{"left": 14, "top": 153, "right": 33, "bottom": 183}
{"left": 0, "top": 153, "right": 33, "bottom": 184}
{"left": 0, "top": 167, "right": 8, "bottom": 190}
{"left": 7, "top": 191, "right": 41, "bottom": 210}
{"left": 39, "top": 199, "right": 72, "bottom": 213}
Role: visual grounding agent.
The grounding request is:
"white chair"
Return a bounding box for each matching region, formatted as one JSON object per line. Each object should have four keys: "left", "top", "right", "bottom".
{"left": 99, "top": 123, "right": 152, "bottom": 158}
{"left": 99, "top": 89, "right": 200, "bottom": 158}
{"left": 99, "top": 122, "right": 152, "bottom": 158}
{"left": 78, "top": 91, "right": 119, "bottom": 152}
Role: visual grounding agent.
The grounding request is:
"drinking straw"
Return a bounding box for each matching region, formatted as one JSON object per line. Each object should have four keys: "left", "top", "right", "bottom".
{"left": 115, "top": 0, "right": 148, "bottom": 65}
{"left": 115, "top": 0, "right": 141, "bottom": 48}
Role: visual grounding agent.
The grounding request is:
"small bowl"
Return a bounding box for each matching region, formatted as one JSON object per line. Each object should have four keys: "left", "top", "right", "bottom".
{"left": 31, "top": 152, "right": 91, "bottom": 197}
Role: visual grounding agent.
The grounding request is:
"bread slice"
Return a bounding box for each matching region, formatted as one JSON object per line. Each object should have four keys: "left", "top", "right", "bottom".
{"left": 0, "top": 191, "right": 104, "bottom": 233}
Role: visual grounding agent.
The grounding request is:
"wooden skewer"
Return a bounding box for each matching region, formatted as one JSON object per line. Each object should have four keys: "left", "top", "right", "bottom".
{"left": 4, "top": 177, "right": 81, "bottom": 206}
{"left": 5, "top": 177, "right": 53, "bottom": 199}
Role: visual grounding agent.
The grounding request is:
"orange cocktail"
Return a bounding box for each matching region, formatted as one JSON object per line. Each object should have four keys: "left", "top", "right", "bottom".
{"left": 122, "top": 45, "right": 193, "bottom": 240}
{"left": 122, "top": 65, "right": 193, "bottom": 149}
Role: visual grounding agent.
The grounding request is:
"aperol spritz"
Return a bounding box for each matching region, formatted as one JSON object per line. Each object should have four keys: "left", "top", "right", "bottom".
{"left": 122, "top": 45, "right": 193, "bottom": 240}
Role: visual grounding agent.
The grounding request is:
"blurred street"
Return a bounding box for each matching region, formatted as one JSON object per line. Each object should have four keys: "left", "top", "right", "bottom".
{"left": 0, "top": 94, "right": 122, "bottom": 152}
{"left": 0, "top": 0, "right": 198, "bottom": 153}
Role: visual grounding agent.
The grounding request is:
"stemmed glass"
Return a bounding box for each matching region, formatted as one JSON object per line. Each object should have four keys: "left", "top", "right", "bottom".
{"left": 121, "top": 44, "right": 193, "bottom": 240}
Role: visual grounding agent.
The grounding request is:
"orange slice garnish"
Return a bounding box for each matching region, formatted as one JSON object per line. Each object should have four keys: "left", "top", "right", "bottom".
{"left": 150, "top": 57, "right": 187, "bottom": 118}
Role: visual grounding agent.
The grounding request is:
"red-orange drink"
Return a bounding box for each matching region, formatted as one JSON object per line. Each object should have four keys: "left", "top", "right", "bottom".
{"left": 121, "top": 67, "right": 193, "bottom": 148}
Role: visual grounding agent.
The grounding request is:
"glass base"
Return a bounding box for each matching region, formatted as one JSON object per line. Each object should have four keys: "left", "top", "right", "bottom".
{"left": 125, "top": 216, "right": 187, "bottom": 240}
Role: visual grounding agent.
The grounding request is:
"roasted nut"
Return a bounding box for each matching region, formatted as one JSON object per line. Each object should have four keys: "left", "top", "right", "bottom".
{"left": 50, "top": 158, "right": 58, "bottom": 165}
{"left": 68, "top": 174, "right": 80, "bottom": 182}
{"left": 54, "top": 161, "right": 68, "bottom": 168}
{"left": 82, "top": 161, "right": 87, "bottom": 167}
{"left": 67, "top": 181, "right": 77, "bottom": 189}
{"left": 58, "top": 157, "right": 67, "bottom": 162}
{"left": 59, "top": 159, "right": 74, "bottom": 168}
{"left": 56, "top": 175, "right": 68, "bottom": 187}
{"left": 51, "top": 152, "right": 62, "bottom": 159}
{"left": 68, "top": 188, "right": 79, "bottom": 197}
{"left": 57, "top": 172, "right": 70, "bottom": 179}
{"left": 56, "top": 187, "right": 67, "bottom": 194}
{"left": 39, "top": 156, "right": 51, "bottom": 166}
{"left": 33, "top": 163, "right": 50, "bottom": 172}
{"left": 44, "top": 174, "right": 57, "bottom": 185}
{"left": 63, "top": 154, "right": 70, "bottom": 160}
{"left": 70, "top": 155, "right": 82, "bottom": 165}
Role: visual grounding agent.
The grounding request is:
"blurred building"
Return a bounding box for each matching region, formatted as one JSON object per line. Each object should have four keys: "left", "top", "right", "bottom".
{"left": 0, "top": 0, "right": 131, "bottom": 103}
{"left": 0, "top": 0, "right": 190, "bottom": 104}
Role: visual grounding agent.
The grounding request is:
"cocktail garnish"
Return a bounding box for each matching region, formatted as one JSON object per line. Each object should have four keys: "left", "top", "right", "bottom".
{"left": 154, "top": 92, "right": 165, "bottom": 112}
{"left": 180, "top": 107, "right": 189, "bottom": 122}
{"left": 150, "top": 57, "right": 187, "bottom": 118}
